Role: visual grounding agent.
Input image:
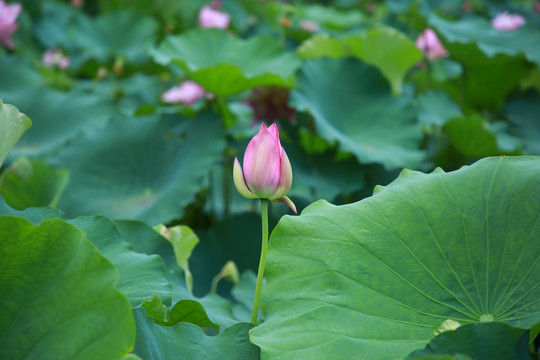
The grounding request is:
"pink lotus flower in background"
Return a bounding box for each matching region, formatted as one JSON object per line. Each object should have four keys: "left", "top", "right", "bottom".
{"left": 233, "top": 123, "right": 296, "bottom": 213}
{"left": 161, "top": 81, "right": 206, "bottom": 105}
{"left": 0, "top": 0, "right": 21, "bottom": 50}
{"left": 299, "top": 20, "right": 319, "bottom": 33}
{"left": 491, "top": 12, "right": 526, "bottom": 32}
{"left": 416, "top": 28, "right": 448, "bottom": 60}
{"left": 43, "top": 49, "right": 70, "bottom": 69}
{"left": 198, "top": 5, "right": 230, "bottom": 29}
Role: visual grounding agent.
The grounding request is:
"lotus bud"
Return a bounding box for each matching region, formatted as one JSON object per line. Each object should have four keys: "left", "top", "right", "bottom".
{"left": 220, "top": 260, "right": 239, "bottom": 284}
{"left": 0, "top": 0, "right": 21, "bottom": 50}
{"left": 415, "top": 28, "right": 448, "bottom": 61}
{"left": 233, "top": 123, "right": 296, "bottom": 213}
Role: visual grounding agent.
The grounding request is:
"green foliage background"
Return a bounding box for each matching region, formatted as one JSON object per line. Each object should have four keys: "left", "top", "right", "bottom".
{"left": 0, "top": 0, "right": 539, "bottom": 359}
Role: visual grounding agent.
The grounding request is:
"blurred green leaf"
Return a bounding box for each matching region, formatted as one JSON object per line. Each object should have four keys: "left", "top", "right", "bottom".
{"left": 50, "top": 113, "right": 225, "bottom": 225}
{"left": 444, "top": 114, "right": 516, "bottom": 157}
{"left": 0, "top": 56, "right": 43, "bottom": 96}
{"left": 405, "top": 322, "right": 533, "bottom": 360}
{"left": 0, "top": 158, "right": 68, "bottom": 210}
{"left": 417, "top": 90, "right": 462, "bottom": 127}
{"left": 295, "top": 3, "right": 366, "bottom": 30}
{"left": 231, "top": 270, "right": 257, "bottom": 321}
{"left": 3, "top": 88, "right": 113, "bottom": 159}
{"left": 287, "top": 144, "right": 366, "bottom": 203}
{"left": 298, "top": 27, "right": 422, "bottom": 94}
{"left": 68, "top": 9, "right": 158, "bottom": 63}
{"left": 505, "top": 91, "right": 540, "bottom": 155}
{"left": 151, "top": 29, "right": 301, "bottom": 96}
{"left": 291, "top": 58, "right": 424, "bottom": 171}
{"left": 250, "top": 156, "right": 540, "bottom": 359}
{"left": 133, "top": 309, "right": 259, "bottom": 360}
{"left": 0, "top": 100, "right": 31, "bottom": 168}
{"left": 429, "top": 15, "right": 534, "bottom": 109}
{"left": 429, "top": 15, "right": 540, "bottom": 65}
{"left": 0, "top": 216, "right": 135, "bottom": 359}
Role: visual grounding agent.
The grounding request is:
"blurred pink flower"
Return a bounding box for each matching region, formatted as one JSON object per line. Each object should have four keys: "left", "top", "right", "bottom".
{"left": 42, "top": 49, "right": 70, "bottom": 69}
{"left": 491, "top": 12, "right": 526, "bottom": 32}
{"left": 415, "top": 28, "right": 448, "bottom": 61}
{"left": 535, "top": 1, "right": 540, "bottom": 14}
{"left": 161, "top": 81, "right": 206, "bottom": 105}
{"left": 0, "top": 0, "right": 21, "bottom": 50}
{"left": 299, "top": 20, "right": 319, "bottom": 33}
{"left": 198, "top": 5, "right": 230, "bottom": 29}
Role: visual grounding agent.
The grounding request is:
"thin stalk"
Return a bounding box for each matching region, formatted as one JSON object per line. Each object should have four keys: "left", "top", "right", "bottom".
{"left": 209, "top": 274, "right": 221, "bottom": 294}
{"left": 251, "top": 199, "right": 269, "bottom": 324}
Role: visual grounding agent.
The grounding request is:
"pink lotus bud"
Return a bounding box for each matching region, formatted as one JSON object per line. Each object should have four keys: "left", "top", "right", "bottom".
{"left": 161, "top": 81, "right": 206, "bottom": 105}
{"left": 415, "top": 28, "right": 448, "bottom": 61}
{"left": 198, "top": 5, "right": 230, "bottom": 29}
{"left": 0, "top": 0, "right": 21, "bottom": 50}
{"left": 491, "top": 12, "right": 526, "bottom": 32}
{"left": 233, "top": 123, "right": 296, "bottom": 213}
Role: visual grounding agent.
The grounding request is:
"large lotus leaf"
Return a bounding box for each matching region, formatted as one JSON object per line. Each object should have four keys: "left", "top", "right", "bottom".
{"left": 49, "top": 113, "right": 225, "bottom": 224}
{"left": 291, "top": 58, "right": 424, "bottom": 171}
{"left": 0, "top": 216, "right": 135, "bottom": 359}
{"left": 70, "top": 215, "right": 173, "bottom": 308}
{"left": 2, "top": 87, "right": 113, "bottom": 159}
{"left": 405, "top": 322, "right": 533, "bottom": 360}
{"left": 505, "top": 92, "right": 540, "bottom": 155}
{"left": 0, "top": 157, "right": 69, "bottom": 210}
{"left": 0, "top": 202, "right": 173, "bottom": 308}
{"left": 151, "top": 29, "right": 301, "bottom": 96}
{"left": 133, "top": 309, "right": 260, "bottom": 360}
{"left": 428, "top": 15, "right": 534, "bottom": 109}
{"left": 67, "top": 9, "right": 158, "bottom": 63}
{"left": 250, "top": 156, "right": 540, "bottom": 359}
{"left": 298, "top": 27, "right": 422, "bottom": 94}
{"left": 0, "top": 100, "right": 31, "bottom": 168}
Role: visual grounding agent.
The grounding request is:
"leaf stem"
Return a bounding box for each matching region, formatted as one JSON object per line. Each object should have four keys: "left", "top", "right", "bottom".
{"left": 251, "top": 199, "right": 269, "bottom": 324}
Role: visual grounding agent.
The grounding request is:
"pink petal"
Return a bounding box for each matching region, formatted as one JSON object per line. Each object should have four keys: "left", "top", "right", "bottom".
{"left": 161, "top": 81, "right": 206, "bottom": 105}
{"left": 243, "top": 123, "right": 282, "bottom": 197}
{"left": 198, "top": 6, "right": 230, "bottom": 29}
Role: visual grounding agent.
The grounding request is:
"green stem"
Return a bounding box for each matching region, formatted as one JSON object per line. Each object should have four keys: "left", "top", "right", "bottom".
{"left": 251, "top": 199, "right": 269, "bottom": 324}
{"left": 209, "top": 274, "right": 221, "bottom": 294}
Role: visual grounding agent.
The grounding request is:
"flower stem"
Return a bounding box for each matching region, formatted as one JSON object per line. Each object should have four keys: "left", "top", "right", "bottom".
{"left": 251, "top": 199, "right": 269, "bottom": 324}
